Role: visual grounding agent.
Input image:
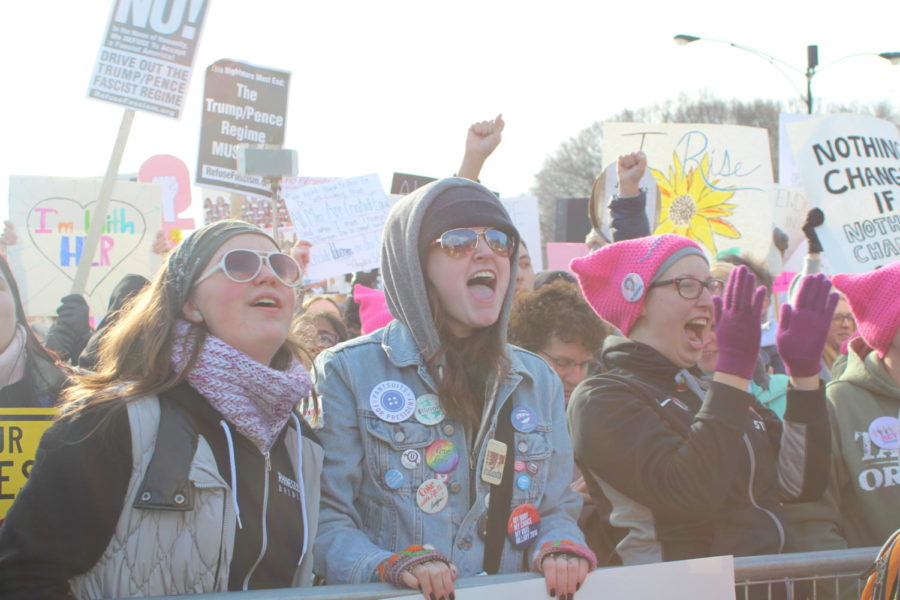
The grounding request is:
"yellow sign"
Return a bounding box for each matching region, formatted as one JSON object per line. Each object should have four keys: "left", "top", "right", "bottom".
{"left": 0, "top": 408, "right": 57, "bottom": 520}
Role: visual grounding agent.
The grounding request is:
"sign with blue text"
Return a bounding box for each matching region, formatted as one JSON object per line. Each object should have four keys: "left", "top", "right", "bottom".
{"left": 8, "top": 176, "right": 162, "bottom": 317}
{"left": 603, "top": 123, "right": 775, "bottom": 264}
{"left": 283, "top": 174, "right": 390, "bottom": 279}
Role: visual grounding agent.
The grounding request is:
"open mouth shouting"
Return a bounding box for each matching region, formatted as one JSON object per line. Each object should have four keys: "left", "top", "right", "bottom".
{"left": 684, "top": 316, "right": 710, "bottom": 350}
{"left": 467, "top": 270, "right": 498, "bottom": 301}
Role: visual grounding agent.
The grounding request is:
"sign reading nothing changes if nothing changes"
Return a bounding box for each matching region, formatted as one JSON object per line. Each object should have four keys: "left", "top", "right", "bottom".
{"left": 195, "top": 59, "right": 291, "bottom": 198}
{"left": 88, "top": 0, "right": 209, "bottom": 119}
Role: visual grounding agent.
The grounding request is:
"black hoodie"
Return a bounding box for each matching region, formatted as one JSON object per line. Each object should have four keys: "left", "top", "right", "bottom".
{"left": 567, "top": 336, "right": 830, "bottom": 564}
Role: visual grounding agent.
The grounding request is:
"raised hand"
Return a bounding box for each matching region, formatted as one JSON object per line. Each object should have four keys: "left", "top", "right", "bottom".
{"left": 802, "top": 208, "right": 825, "bottom": 254}
{"left": 616, "top": 152, "right": 648, "bottom": 198}
{"left": 712, "top": 265, "right": 767, "bottom": 380}
{"left": 465, "top": 114, "right": 505, "bottom": 161}
{"left": 777, "top": 273, "right": 839, "bottom": 377}
{"left": 457, "top": 114, "right": 505, "bottom": 181}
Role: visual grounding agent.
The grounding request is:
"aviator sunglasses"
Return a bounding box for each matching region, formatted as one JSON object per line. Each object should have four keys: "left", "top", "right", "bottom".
{"left": 431, "top": 227, "right": 515, "bottom": 258}
{"left": 195, "top": 249, "right": 302, "bottom": 287}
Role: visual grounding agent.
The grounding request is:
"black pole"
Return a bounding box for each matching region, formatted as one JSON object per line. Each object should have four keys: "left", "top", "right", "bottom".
{"left": 806, "top": 45, "right": 819, "bottom": 114}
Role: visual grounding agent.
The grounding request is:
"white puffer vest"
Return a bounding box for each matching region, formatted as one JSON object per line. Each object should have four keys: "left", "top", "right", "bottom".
{"left": 69, "top": 395, "right": 322, "bottom": 598}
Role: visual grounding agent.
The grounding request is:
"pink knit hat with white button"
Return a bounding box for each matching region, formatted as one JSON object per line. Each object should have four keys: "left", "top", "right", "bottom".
{"left": 831, "top": 262, "right": 900, "bottom": 358}
{"left": 570, "top": 234, "right": 706, "bottom": 336}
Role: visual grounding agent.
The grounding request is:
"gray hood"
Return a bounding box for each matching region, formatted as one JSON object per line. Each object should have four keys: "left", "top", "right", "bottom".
{"left": 380, "top": 177, "right": 519, "bottom": 364}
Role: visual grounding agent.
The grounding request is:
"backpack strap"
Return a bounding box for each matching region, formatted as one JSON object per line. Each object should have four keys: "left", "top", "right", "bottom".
{"left": 482, "top": 399, "right": 515, "bottom": 574}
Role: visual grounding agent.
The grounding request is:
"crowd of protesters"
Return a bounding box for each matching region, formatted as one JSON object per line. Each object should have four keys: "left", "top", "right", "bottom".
{"left": 0, "top": 116, "right": 896, "bottom": 600}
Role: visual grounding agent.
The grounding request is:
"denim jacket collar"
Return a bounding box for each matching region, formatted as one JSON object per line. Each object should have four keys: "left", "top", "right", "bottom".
{"left": 380, "top": 320, "right": 533, "bottom": 418}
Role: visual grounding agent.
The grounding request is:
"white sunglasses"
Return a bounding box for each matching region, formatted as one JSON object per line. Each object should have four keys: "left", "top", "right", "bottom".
{"left": 195, "top": 249, "right": 302, "bottom": 287}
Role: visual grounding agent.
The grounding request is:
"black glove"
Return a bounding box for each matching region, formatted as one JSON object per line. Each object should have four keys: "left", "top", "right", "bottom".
{"left": 802, "top": 208, "right": 825, "bottom": 254}
{"left": 45, "top": 294, "right": 91, "bottom": 362}
{"left": 772, "top": 227, "right": 789, "bottom": 257}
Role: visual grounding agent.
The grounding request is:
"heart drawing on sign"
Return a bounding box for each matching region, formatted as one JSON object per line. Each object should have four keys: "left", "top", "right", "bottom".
{"left": 26, "top": 197, "right": 148, "bottom": 297}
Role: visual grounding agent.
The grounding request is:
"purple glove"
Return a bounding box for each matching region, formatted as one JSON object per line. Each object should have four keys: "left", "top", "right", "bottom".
{"left": 776, "top": 273, "right": 839, "bottom": 377}
{"left": 712, "top": 265, "right": 767, "bottom": 379}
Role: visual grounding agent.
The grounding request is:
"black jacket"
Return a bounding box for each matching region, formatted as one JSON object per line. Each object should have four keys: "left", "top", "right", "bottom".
{"left": 567, "top": 337, "right": 830, "bottom": 564}
{"left": 0, "top": 381, "right": 321, "bottom": 598}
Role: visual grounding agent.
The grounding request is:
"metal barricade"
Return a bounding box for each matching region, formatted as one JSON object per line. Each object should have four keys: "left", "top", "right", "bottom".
{"left": 733, "top": 547, "right": 877, "bottom": 600}
{"left": 146, "top": 547, "right": 879, "bottom": 600}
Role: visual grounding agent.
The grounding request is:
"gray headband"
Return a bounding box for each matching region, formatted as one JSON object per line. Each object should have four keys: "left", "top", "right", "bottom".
{"left": 650, "top": 246, "right": 708, "bottom": 284}
{"left": 166, "top": 220, "right": 277, "bottom": 308}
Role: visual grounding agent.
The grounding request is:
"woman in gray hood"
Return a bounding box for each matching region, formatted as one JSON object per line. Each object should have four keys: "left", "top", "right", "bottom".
{"left": 314, "top": 178, "right": 594, "bottom": 600}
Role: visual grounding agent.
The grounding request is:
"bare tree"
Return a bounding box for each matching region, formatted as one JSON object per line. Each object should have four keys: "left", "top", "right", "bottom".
{"left": 530, "top": 93, "right": 899, "bottom": 243}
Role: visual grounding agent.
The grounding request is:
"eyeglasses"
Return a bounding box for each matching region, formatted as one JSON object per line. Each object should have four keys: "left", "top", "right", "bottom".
{"left": 316, "top": 330, "right": 339, "bottom": 348}
{"left": 539, "top": 351, "right": 594, "bottom": 372}
{"left": 195, "top": 249, "right": 302, "bottom": 287}
{"left": 650, "top": 277, "right": 725, "bottom": 300}
{"left": 431, "top": 228, "right": 515, "bottom": 258}
{"left": 832, "top": 313, "right": 855, "bottom": 325}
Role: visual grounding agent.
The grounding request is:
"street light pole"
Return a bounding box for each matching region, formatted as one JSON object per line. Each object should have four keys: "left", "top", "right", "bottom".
{"left": 673, "top": 35, "right": 900, "bottom": 114}
{"left": 806, "top": 45, "right": 817, "bottom": 114}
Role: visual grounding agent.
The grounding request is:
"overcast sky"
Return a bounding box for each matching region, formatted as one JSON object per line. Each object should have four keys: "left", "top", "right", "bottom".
{"left": 2, "top": 0, "right": 898, "bottom": 222}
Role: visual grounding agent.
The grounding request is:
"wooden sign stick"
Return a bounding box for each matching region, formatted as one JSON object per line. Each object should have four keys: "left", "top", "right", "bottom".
{"left": 71, "top": 109, "right": 135, "bottom": 295}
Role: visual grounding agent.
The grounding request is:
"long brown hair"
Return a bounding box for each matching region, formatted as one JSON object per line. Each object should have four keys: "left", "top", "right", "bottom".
{"left": 0, "top": 255, "right": 66, "bottom": 406}
{"left": 59, "top": 250, "right": 304, "bottom": 419}
{"left": 425, "top": 284, "right": 508, "bottom": 431}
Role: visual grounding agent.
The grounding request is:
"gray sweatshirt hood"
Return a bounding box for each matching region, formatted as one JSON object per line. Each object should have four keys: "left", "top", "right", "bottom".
{"left": 380, "top": 177, "right": 519, "bottom": 363}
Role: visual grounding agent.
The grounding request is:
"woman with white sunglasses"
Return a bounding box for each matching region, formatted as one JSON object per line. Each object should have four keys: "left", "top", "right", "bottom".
{"left": 314, "top": 178, "right": 594, "bottom": 600}
{"left": 0, "top": 220, "right": 323, "bottom": 598}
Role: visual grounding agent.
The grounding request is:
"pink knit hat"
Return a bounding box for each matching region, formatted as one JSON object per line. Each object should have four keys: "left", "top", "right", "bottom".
{"left": 354, "top": 284, "right": 394, "bottom": 334}
{"left": 831, "top": 262, "right": 900, "bottom": 358}
{"left": 570, "top": 234, "right": 706, "bottom": 336}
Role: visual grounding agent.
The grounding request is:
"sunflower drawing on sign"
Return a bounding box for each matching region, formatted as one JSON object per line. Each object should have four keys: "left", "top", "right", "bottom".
{"left": 650, "top": 152, "right": 740, "bottom": 255}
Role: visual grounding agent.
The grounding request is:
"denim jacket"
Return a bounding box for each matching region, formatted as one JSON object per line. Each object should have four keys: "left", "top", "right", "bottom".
{"left": 312, "top": 319, "right": 585, "bottom": 584}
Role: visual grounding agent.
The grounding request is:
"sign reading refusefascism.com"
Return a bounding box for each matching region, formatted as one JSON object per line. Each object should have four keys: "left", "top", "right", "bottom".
{"left": 195, "top": 59, "right": 291, "bottom": 198}
{"left": 87, "top": 0, "right": 209, "bottom": 119}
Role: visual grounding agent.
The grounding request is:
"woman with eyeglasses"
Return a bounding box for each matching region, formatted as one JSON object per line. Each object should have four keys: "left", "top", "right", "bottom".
{"left": 566, "top": 234, "right": 834, "bottom": 579}
{"left": 314, "top": 178, "right": 594, "bottom": 600}
{"left": 0, "top": 221, "right": 323, "bottom": 598}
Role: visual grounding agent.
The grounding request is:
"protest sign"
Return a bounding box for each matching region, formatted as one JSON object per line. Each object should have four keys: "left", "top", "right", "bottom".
{"left": 138, "top": 154, "right": 195, "bottom": 242}
{"left": 391, "top": 172, "right": 438, "bottom": 195}
{"left": 8, "top": 176, "right": 162, "bottom": 317}
{"left": 0, "top": 408, "right": 57, "bottom": 521}
{"left": 603, "top": 123, "right": 775, "bottom": 263}
{"left": 779, "top": 113, "right": 816, "bottom": 187}
{"left": 500, "top": 196, "right": 544, "bottom": 272}
{"left": 546, "top": 242, "right": 588, "bottom": 273}
{"left": 283, "top": 174, "right": 390, "bottom": 280}
{"left": 787, "top": 114, "right": 900, "bottom": 273}
{"left": 195, "top": 59, "right": 290, "bottom": 198}
{"left": 771, "top": 184, "right": 809, "bottom": 266}
{"left": 382, "top": 555, "right": 734, "bottom": 600}
{"left": 88, "top": 0, "right": 209, "bottom": 118}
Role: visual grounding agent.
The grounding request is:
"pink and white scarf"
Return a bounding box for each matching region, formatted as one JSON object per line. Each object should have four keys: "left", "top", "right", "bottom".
{"left": 171, "top": 321, "right": 312, "bottom": 453}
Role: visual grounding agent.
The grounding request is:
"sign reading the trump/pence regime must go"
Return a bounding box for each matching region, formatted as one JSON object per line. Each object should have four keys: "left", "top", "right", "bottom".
{"left": 195, "top": 59, "right": 291, "bottom": 198}
{"left": 788, "top": 114, "right": 900, "bottom": 273}
{"left": 88, "top": 0, "right": 209, "bottom": 118}
{"left": 0, "top": 408, "right": 57, "bottom": 521}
